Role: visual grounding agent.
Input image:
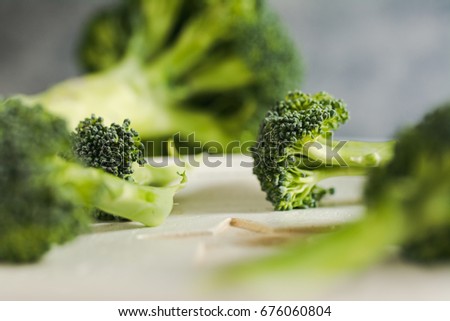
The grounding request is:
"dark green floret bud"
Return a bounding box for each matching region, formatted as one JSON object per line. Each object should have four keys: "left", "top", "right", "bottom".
{"left": 73, "top": 115, "right": 146, "bottom": 181}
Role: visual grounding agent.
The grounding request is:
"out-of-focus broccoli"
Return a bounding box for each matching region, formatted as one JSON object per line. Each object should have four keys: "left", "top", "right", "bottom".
{"left": 252, "top": 91, "right": 395, "bottom": 210}
{"left": 225, "top": 103, "right": 450, "bottom": 279}
{"left": 365, "top": 103, "right": 450, "bottom": 263}
{"left": 0, "top": 99, "right": 184, "bottom": 263}
{"left": 24, "top": 0, "right": 301, "bottom": 153}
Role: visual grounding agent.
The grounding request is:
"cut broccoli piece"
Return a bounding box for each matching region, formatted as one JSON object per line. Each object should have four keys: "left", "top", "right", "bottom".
{"left": 71, "top": 115, "right": 184, "bottom": 221}
{"left": 224, "top": 103, "right": 450, "bottom": 280}
{"left": 0, "top": 98, "right": 184, "bottom": 263}
{"left": 24, "top": 0, "right": 301, "bottom": 153}
{"left": 72, "top": 115, "right": 147, "bottom": 221}
{"left": 252, "top": 91, "right": 395, "bottom": 210}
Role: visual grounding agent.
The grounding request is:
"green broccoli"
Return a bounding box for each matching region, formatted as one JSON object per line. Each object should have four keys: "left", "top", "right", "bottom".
{"left": 0, "top": 98, "right": 184, "bottom": 263}
{"left": 72, "top": 115, "right": 146, "bottom": 180}
{"left": 365, "top": 103, "right": 450, "bottom": 264}
{"left": 252, "top": 91, "right": 395, "bottom": 210}
{"left": 72, "top": 114, "right": 183, "bottom": 221}
{"left": 72, "top": 116, "right": 183, "bottom": 187}
{"left": 225, "top": 103, "right": 450, "bottom": 279}
{"left": 23, "top": 0, "right": 301, "bottom": 153}
{"left": 72, "top": 115, "right": 145, "bottom": 221}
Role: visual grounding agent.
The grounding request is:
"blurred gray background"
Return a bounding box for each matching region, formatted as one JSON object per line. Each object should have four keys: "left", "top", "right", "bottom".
{"left": 0, "top": 0, "right": 449, "bottom": 139}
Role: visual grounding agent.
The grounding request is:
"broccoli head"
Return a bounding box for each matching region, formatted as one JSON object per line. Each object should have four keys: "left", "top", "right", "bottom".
{"left": 0, "top": 98, "right": 184, "bottom": 263}
{"left": 252, "top": 91, "right": 395, "bottom": 210}
{"left": 26, "top": 0, "right": 301, "bottom": 153}
{"left": 72, "top": 115, "right": 146, "bottom": 181}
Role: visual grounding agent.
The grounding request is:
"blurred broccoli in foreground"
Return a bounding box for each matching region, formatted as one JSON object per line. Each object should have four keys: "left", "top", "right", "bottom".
{"left": 252, "top": 91, "right": 395, "bottom": 210}
{"left": 0, "top": 99, "right": 184, "bottom": 263}
{"left": 225, "top": 103, "right": 450, "bottom": 280}
{"left": 365, "top": 103, "right": 450, "bottom": 263}
{"left": 24, "top": 0, "right": 301, "bottom": 153}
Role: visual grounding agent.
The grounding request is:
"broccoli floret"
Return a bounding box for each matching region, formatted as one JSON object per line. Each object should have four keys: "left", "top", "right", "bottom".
{"left": 71, "top": 115, "right": 183, "bottom": 221}
{"left": 224, "top": 103, "right": 450, "bottom": 280}
{"left": 0, "top": 99, "right": 184, "bottom": 263}
{"left": 72, "top": 115, "right": 147, "bottom": 221}
{"left": 73, "top": 115, "right": 146, "bottom": 180}
{"left": 24, "top": 0, "right": 301, "bottom": 153}
{"left": 252, "top": 91, "right": 395, "bottom": 210}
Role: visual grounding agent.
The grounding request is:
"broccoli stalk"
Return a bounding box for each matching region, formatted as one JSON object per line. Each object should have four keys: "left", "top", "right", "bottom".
{"left": 22, "top": 0, "right": 301, "bottom": 153}
{"left": 224, "top": 103, "right": 450, "bottom": 280}
{"left": 72, "top": 115, "right": 147, "bottom": 181}
{"left": 50, "top": 156, "right": 182, "bottom": 226}
{"left": 252, "top": 91, "right": 395, "bottom": 210}
{"left": 0, "top": 99, "right": 184, "bottom": 263}
{"left": 297, "top": 139, "right": 395, "bottom": 168}
{"left": 30, "top": 60, "right": 233, "bottom": 144}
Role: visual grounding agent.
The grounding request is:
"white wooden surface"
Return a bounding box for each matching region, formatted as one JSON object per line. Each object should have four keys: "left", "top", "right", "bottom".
{"left": 1, "top": 155, "right": 449, "bottom": 300}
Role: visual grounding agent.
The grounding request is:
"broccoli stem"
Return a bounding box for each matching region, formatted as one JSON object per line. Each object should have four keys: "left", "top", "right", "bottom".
{"left": 126, "top": 0, "right": 184, "bottom": 59}
{"left": 143, "top": 4, "right": 234, "bottom": 82}
{"left": 301, "top": 139, "right": 396, "bottom": 168}
{"left": 51, "top": 157, "right": 181, "bottom": 226}
{"left": 316, "top": 165, "right": 369, "bottom": 179}
{"left": 94, "top": 173, "right": 179, "bottom": 226}
{"left": 171, "top": 56, "right": 255, "bottom": 99}
{"left": 29, "top": 59, "right": 165, "bottom": 133}
{"left": 26, "top": 58, "right": 238, "bottom": 148}
{"left": 289, "top": 166, "right": 368, "bottom": 183}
